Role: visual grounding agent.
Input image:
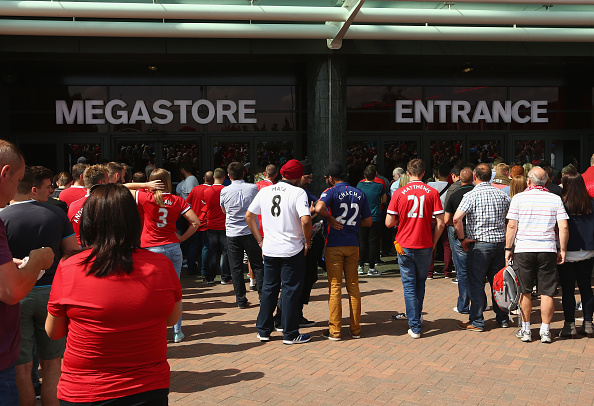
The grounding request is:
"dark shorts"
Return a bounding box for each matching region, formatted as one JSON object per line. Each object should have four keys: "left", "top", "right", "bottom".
{"left": 18, "top": 286, "right": 65, "bottom": 364}
{"left": 513, "top": 252, "right": 558, "bottom": 297}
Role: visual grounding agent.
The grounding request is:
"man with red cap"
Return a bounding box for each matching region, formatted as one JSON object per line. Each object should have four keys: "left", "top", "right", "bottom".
{"left": 246, "top": 159, "right": 313, "bottom": 345}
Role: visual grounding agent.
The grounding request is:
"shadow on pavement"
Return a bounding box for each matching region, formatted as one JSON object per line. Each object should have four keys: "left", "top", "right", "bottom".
{"left": 168, "top": 341, "right": 262, "bottom": 360}
{"left": 170, "top": 369, "right": 265, "bottom": 393}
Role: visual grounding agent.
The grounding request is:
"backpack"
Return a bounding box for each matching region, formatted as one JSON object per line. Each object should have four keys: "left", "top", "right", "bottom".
{"left": 493, "top": 263, "right": 521, "bottom": 312}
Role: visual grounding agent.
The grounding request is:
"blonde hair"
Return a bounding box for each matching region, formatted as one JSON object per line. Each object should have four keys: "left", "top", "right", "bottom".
{"left": 148, "top": 168, "right": 172, "bottom": 207}
{"left": 510, "top": 175, "right": 527, "bottom": 198}
{"left": 523, "top": 163, "right": 533, "bottom": 178}
{"left": 399, "top": 173, "right": 410, "bottom": 188}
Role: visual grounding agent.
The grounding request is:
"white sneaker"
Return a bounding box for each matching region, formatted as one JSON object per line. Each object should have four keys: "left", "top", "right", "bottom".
{"left": 408, "top": 329, "right": 421, "bottom": 339}
{"left": 367, "top": 268, "right": 381, "bottom": 276}
{"left": 358, "top": 265, "right": 365, "bottom": 275}
{"left": 540, "top": 330, "right": 552, "bottom": 343}
{"left": 453, "top": 306, "right": 460, "bottom": 313}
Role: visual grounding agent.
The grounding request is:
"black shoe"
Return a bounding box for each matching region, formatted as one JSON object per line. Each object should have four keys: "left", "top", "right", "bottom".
{"left": 249, "top": 284, "right": 257, "bottom": 291}
{"left": 299, "top": 317, "right": 316, "bottom": 328}
{"left": 451, "top": 277, "right": 458, "bottom": 283}
{"left": 238, "top": 301, "right": 249, "bottom": 309}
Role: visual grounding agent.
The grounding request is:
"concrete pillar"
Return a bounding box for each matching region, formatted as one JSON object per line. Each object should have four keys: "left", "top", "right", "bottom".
{"left": 306, "top": 56, "right": 346, "bottom": 197}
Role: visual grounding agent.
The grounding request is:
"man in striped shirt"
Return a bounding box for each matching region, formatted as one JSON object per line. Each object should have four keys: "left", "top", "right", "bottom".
{"left": 505, "top": 167, "right": 569, "bottom": 343}
{"left": 453, "top": 163, "right": 511, "bottom": 332}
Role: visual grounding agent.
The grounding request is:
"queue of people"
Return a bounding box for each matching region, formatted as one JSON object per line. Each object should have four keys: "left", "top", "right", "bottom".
{"left": 0, "top": 136, "right": 592, "bottom": 405}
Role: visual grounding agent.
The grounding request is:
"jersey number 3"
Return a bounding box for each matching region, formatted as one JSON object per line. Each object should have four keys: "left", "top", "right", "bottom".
{"left": 407, "top": 195, "right": 425, "bottom": 218}
{"left": 336, "top": 203, "right": 359, "bottom": 226}
{"left": 157, "top": 207, "right": 168, "bottom": 227}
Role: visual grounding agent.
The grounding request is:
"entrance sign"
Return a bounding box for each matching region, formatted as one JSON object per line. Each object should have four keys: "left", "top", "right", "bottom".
{"left": 395, "top": 100, "right": 548, "bottom": 124}
{"left": 55, "top": 99, "right": 257, "bottom": 125}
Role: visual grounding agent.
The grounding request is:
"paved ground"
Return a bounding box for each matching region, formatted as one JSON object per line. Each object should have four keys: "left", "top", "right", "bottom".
{"left": 168, "top": 257, "right": 594, "bottom": 405}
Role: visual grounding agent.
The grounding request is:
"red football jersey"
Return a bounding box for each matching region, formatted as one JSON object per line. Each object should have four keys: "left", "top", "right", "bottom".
{"left": 67, "top": 195, "right": 88, "bottom": 247}
{"left": 136, "top": 190, "right": 190, "bottom": 247}
{"left": 186, "top": 184, "right": 210, "bottom": 232}
{"left": 255, "top": 179, "right": 275, "bottom": 234}
{"left": 59, "top": 186, "right": 87, "bottom": 207}
{"left": 387, "top": 180, "right": 443, "bottom": 249}
{"left": 202, "top": 184, "right": 225, "bottom": 230}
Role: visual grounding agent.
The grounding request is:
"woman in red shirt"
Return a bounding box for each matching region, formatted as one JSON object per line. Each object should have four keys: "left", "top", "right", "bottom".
{"left": 134, "top": 169, "right": 200, "bottom": 343}
{"left": 46, "top": 183, "right": 181, "bottom": 405}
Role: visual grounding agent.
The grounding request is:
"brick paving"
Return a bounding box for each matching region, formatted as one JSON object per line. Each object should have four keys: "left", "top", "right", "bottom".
{"left": 168, "top": 257, "right": 594, "bottom": 405}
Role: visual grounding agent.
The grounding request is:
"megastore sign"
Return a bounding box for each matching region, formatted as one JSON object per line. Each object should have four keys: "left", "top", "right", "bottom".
{"left": 395, "top": 100, "right": 548, "bottom": 124}
{"left": 55, "top": 99, "right": 257, "bottom": 125}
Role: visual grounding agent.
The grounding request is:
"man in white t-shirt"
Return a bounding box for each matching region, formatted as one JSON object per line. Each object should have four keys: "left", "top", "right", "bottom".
{"left": 505, "top": 166, "right": 569, "bottom": 343}
{"left": 246, "top": 159, "right": 312, "bottom": 345}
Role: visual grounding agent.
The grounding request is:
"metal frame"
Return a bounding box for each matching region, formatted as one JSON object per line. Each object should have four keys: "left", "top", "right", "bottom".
{"left": 4, "top": 1, "right": 594, "bottom": 47}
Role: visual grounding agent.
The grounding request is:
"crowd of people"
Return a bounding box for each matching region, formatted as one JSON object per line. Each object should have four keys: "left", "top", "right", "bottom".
{"left": 0, "top": 137, "right": 592, "bottom": 405}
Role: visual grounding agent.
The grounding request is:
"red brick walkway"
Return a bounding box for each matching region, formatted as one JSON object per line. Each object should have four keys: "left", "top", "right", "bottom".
{"left": 168, "top": 258, "right": 594, "bottom": 405}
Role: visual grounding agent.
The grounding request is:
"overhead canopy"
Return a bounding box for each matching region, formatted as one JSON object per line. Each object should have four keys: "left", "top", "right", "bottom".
{"left": 2, "top": 1, "right": 594, "bottom": 48}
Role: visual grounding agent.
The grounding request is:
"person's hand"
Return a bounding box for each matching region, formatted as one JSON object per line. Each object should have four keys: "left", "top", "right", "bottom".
{"left": 29, "top": 247, "right": 54, "bottom": 270}
{"left": 176, "top": 233, "right": 183, "bottom": 242}
{"left": 557, "top": 250, "right": 566, "bottom": 265}
{"left": 328, "top": 217, "right": 343, "bottom": 231}
{"left": 12, "top": 258, "right": 23, "bottom": 267}
{"left": 304, "top": 243, "right": 310, "bottom": 256}
{"left": 146, "top": 180, "right": 164, "bottom": 191}
{"left": 505, "top": 250, "right": 513, "bottom": 263}
{"left": 461, "top": 238, "right": 475, "bottom": 252}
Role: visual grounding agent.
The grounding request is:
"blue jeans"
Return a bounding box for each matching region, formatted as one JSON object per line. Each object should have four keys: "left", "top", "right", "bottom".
{"left": 0, "top": 364, "right": 19, "bottom": 406}
{"left": 257, "top": 250, "right": 305, "bottom": 340}
{"left": 147, "top": 243, "right": 183, "bottom": 334}
{"left": 447, "top": 226, "right": 470, "bottom": 313}
{"left": 398, "top": 247, "right": 433, "bottom": 334}
{"left": 187, "top": 230, "right": 209, "bottom": 276}
{"left": 467, "top": 241, "right": 509, "bottom": 329}
{"left": 207, "top": 230, "right": 231, "bottom": 282}
{"left": 227, "top": 234, "right": 264, "bottom": 306}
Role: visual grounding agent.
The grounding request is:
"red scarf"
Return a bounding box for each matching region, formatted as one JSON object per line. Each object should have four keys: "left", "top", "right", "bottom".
{"left": 526, "top": 185, "right": 549, "bottom": 192}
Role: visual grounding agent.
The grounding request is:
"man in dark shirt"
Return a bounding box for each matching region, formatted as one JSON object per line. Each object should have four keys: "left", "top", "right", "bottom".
{"left": 0, "top": 141, "right": 53, "bottom": 406}
{"left": 444, "top": 168, "right": 474, "bottom": 315}
{"left": 316, "top": 162, "right": 372, "bottom": 340}
{"left": 538, "top": 161, "right": 562, "bottom": 196}
{"left": 0, "top": 166, "right": 77, "bottom": 406}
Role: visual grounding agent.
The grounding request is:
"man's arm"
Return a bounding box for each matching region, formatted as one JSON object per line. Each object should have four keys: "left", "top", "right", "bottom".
{"left": 314, "top": 200, "right": 343, "bottom": 230}
{"left": 380, "top": 193, "right": 387, "bottom": 205}
{"left": 61, "top": 235, "right": 79, "bottom": 254}
{"left": 433, "top": 214, "right": 445, "bottom": 250}
{"left": 300, "top": 215, "right": 312, "bottom": 256}
{"left": 245, "top": 210, "right": 263, "bottom": 248}
{"left": 557, "top": 219, "right": 569, "bottom": 265}
{"left": 453, "top": 209, "right": 473, "bottom": 252}
{"left": 385, "top": 213, "right": 398, "bottom": 228}
{"left": 361, "top": 216, "right": 372, "bottom": 228}
{"left": 505, "top": 219, "right": 518, "bottom": 263}
{"left": 0, "top": 247, "right": 54, "bottom": 305}
{"left": 444, "top": 211, "right": 453, "bottom": 226}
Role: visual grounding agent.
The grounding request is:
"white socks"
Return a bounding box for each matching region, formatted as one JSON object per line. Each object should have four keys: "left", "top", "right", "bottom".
{"left": 540, "top": 323, "right": 550, "bottom": 334}
{"left": 522, "top": 322, "right": 531, "bottom": 331}
{"left": 249, "top": 278, "right": 256, "bottom": 287}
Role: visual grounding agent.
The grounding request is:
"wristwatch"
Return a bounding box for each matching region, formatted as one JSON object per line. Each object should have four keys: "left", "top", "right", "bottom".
{"left": 504, "top": 247, "right": 513, "bottom": 251}
{"left": 458, "top": 237, "right": 465, "bottom": 242}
